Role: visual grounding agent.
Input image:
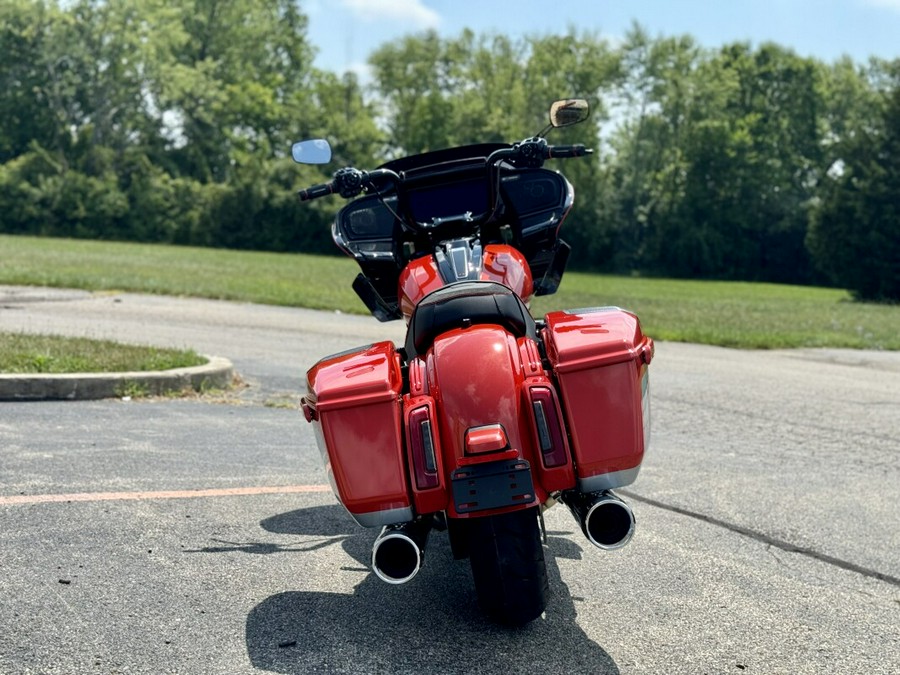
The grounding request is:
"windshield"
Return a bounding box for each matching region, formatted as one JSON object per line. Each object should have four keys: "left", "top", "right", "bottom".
{"left": 378, "top": 143, "right": 510, "bottom": 174}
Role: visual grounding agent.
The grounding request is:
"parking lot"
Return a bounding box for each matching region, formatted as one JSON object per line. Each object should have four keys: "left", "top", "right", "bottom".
{"left": 1, "top": 288, "right": 898, "bottom": 673}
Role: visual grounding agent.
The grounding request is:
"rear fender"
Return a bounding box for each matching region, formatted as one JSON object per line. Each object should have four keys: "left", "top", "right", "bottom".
{"left": 425, "top": 325, "right": 548, "bottom": 517}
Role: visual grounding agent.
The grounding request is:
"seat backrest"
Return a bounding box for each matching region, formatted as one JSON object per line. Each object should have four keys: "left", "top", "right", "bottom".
{"left": 405, "top": 281, "right": 536, "bottom": 358}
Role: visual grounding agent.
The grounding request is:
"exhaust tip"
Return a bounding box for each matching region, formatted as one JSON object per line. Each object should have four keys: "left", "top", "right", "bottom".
{"left": 584, "top": 496, "right": 635, "bottom": 550}
{"left": 372, "top": 532, "right": 422, "bottom": 584}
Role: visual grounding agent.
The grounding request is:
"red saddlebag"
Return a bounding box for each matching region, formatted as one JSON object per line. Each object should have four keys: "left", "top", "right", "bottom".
{"left": 302, "top": 341, "right": 411, "bottom": 527}
{"left": 542, "top": 308, "right": 653, "bottom": 492}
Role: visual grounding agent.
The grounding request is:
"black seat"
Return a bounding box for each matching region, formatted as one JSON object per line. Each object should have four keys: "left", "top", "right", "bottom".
{"left": 405, "top": 281, "right": 537, "bottom": 358}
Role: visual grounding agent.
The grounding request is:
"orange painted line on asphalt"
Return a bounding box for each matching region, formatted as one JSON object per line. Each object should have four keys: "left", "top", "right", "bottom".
{"left": 0, "top": 484, "right": 332, "bottom": 506}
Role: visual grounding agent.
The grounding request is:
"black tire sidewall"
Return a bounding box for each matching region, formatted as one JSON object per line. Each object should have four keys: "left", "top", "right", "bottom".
{"left": 467, "top": 507, "right": 549, "bottom": 625}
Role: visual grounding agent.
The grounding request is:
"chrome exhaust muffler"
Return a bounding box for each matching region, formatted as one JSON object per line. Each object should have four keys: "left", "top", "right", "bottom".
{"left": 561, "top": 490, "right": 635, "bottom": 550}
{"left": 371, "top": 518, "right": 432, "bottom": 584}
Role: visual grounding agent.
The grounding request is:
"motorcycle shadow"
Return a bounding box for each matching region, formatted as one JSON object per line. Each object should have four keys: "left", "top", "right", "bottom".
{"left": 245, "top": 504, "right": 620, "bottom": 674}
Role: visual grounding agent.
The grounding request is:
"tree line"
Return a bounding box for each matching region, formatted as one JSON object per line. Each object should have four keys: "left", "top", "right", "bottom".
{"left": 1, "top": 1, "right": 897, "bottom": 300}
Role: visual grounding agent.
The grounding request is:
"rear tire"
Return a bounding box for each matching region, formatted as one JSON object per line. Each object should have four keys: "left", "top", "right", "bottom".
{"left": 467, "top": 507, "right": 548, "bottom": 625}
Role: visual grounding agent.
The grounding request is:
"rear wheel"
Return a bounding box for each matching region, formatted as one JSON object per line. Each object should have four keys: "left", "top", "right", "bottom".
{"left": 467, "top": 507, "right": 548, "bottom": 625}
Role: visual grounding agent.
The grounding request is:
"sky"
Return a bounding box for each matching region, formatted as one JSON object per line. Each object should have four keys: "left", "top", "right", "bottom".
{"left": 304, "top": 0, "right": 900, "bottom": 77}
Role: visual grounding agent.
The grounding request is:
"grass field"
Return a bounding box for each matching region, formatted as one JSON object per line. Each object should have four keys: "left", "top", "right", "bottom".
{"left": 0, "top": 332, "right": 205, "bottom": 374}
{"left": 2, "top": 234, "right": 898, "bottom": 350}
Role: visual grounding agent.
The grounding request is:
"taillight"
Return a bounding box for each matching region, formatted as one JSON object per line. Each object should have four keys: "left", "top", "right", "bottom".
{"left": 464, "top": 424, "right": 509, "bottom": 455}
{"left": 529, "top": 386, "right": 569, "bottom": 468}
{"left": 408, "top": 406, "right": 439, "bottom": 489}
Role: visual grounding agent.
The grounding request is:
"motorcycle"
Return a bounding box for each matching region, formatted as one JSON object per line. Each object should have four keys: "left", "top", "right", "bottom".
{"left": 293, "top": 99, "right": 653, "bottom": 625}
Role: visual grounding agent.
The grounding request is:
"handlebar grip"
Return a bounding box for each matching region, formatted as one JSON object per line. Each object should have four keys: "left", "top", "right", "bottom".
{"left": 547, "top": 144, "right": 593, "bottom": 159}
{"left": 297, "top": 182, "right": 335, "bottom": 201}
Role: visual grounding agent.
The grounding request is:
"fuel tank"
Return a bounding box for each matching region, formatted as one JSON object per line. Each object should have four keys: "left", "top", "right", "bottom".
{"left": 398, "top": 243, "right": 533, "bottom": 320}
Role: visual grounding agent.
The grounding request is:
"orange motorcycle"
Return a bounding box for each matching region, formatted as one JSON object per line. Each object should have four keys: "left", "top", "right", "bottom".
{"left": 294, "top": 99, "right": 653, "bottom": 624}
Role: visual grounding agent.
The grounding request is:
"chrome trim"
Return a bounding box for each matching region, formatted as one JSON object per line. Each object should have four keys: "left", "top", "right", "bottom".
{"left": 582, "top": 492, "right": 635, "bottom": 550}
{"left": 560, "top": 489, "right": 636, "bottom": 551}
{"left": 641, "top": 370, "right": 651, "bottom": 453}
{"left": 521, "top": 214, "right": 559, "bottom": 237}
{"left": 371, "top": 519, "right": 432, "bottom": 585}
{"left": 563, "top": 306, "right": 623, "bottom": 315}
{"left": 330, "top": 220, "right": 351, "bottom": 256}
{"left": 356, "top": 251, "right": 396, "bottom": 261}
{"left": 450, "top": 245, "right": 468, "bottom": 279}
{"left": 577, "top": 465, "right": 641, "bottom": 492}
{"left": 349, "top": 505, "right": 415, "bottom": 528}
{"left": 563, "top": 175, "right": 575, "bottom": 212}
{"left": 372, "top": 530, "right": 422, "bottom": 584}
{"left": 435, "top": 238, "right": 483, "bottom": 285}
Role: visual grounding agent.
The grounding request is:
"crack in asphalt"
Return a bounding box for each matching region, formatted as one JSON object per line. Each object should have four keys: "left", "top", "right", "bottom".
{"left": 620, "top": 489, "right": 900, "bottom": 588}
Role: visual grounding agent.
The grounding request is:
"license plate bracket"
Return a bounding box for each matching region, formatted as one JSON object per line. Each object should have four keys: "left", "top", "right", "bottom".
{"left": 450, "top": 459, "right": 534, "bottom": 513}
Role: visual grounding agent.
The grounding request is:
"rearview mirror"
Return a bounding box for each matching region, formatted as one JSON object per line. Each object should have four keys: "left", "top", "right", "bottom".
{"left": 549, "top": 99, "right": 590, "bottom": 128}
{"left": 291, "top": 139, "right": 332, "bottom": 164}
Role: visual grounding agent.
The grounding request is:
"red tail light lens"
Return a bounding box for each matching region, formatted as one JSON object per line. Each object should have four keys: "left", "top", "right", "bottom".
{"left": 408, "top": 406, "right": 439, "bottom": 489}
{"left": 464, "top": 424, "right": 509, "bottom": 455}
{"left": 529, "top": 386, "right": 569, "bottom": 468}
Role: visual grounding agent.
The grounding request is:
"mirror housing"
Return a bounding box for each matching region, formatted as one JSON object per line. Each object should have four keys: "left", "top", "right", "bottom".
{"left": 292, "top": 139, "right": 332, "bottom": 164}
{"left": 549, "top": 99, "right": 590, "bottom": 128}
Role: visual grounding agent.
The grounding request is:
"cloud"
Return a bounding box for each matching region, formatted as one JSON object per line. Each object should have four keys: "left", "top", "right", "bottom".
{"left": 862, "top": 0, "right": 900, "bottom": 12}
{"left": 340, "top": 0, "right": 441, "bottom": 29}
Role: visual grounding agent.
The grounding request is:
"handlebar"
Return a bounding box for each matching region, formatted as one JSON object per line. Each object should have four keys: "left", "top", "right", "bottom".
{"left": 487, "top": 138, "right": 593, "bottom": 169}
{"left": 297, "top": 140, "right": 593, "bottom": 203}
{"left": 547, "top": 144, "right": 593, "bottom": 159}
{"left": 297, "top": 182, "right": 336, "bottom": 202}
{"left": 297, "top": 167, "right": 401, "bottom": 202}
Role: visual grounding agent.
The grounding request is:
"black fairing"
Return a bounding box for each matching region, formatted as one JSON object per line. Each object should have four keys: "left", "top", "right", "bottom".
{"left": 333, "top": 146, "right": 573, "bottom": 320}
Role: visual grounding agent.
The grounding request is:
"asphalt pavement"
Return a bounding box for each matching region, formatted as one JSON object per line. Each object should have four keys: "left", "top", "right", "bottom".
{"left": 0, "top": 287, "right": 898, "bottom": 674}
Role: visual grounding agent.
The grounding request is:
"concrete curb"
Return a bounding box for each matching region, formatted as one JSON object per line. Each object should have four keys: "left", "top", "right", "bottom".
{"left": 0, "top": 356, "right": 233, "bottom": 401}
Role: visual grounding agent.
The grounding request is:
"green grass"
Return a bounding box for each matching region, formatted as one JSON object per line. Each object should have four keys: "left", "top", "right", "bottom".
{"left": 2, "top": 233, "right": 898, "bottom": 350}
{"left": 0, "top": 332, "right": 206, "bottom": 374}
{"left": 0, "top": 233, "right": 352, "bottom": 310}
{"left": 532, "top": 275, "right": 899, "bottom": 350}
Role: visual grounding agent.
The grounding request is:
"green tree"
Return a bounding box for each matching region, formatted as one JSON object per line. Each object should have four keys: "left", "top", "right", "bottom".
{"left": 808, "top": 60, "right": 900, "bottom": 301}
{"left": 368, "top": 29, "right": 617, "bottom": 152}
{"left": 0, "top": 0, "right": 344, "bottom": 252}
{"left": 2, "top": 5, "right": 895, "bottom": 290}
{"left": 0, "top": 0, "right": 63, "bottom": 162}
{"left": 522, "top": 31, "right": 621, "bottom": 269}
{"left": 666, "top": 43, "right": 819, "bottom": 281}
{"left": 367, "top": 29, "right": 620, "bottom": 267}
{"left": 601, "top": 26, "right": 700, "bottom": 273}
{"left": 604, "top": 33, "right": 825, "bottom": 282}
{"left": 155, "top": 0, "right": 315, "bottom": 182}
